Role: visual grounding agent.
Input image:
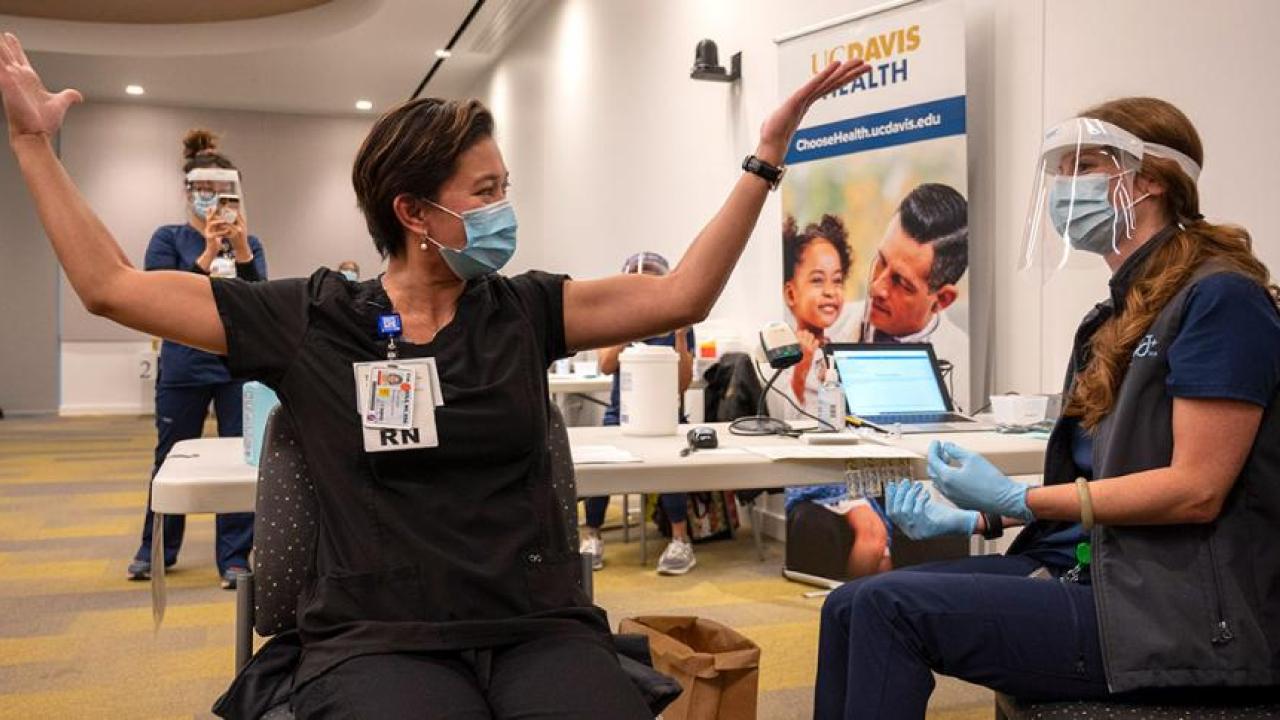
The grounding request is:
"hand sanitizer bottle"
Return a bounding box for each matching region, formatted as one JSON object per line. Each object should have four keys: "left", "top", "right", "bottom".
{"left": 817, "top": 368, "right": 844, "bottom": 432}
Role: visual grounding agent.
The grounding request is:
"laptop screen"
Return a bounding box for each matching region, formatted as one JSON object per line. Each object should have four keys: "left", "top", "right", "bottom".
{"left": 831, "top": 347, "right": 948, "bottom": 415}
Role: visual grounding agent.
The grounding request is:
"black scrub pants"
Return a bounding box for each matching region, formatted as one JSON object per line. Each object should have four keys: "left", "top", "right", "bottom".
{"left": 133, "top": 381, "right": 255, "bottom": 574}
{"left": 292, "top": 635, "right": 652, "bottom": 719}
{"left": 815, "top": 554, "right": 1111, "bottom": 720}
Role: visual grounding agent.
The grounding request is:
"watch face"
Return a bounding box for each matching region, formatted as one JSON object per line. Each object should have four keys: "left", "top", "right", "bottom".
{"left": 744, "top": 155, "right": 783, "bottom": 187}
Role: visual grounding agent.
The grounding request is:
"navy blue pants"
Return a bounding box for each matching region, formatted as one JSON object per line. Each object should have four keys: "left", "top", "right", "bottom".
{"left": 815, "top": 554, "right": 1110, "bottom": 720}
{"left": 134, "top": 382, "right": 254, "bottom": 575}
{"left": 583, "top": 493, "right": 688, "bottom": 529}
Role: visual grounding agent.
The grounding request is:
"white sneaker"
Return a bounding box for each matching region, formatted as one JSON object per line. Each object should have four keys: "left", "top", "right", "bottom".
{"left": 579, "top": 535, "right": 604, "bottom": 571}
{"left": 657, "top": 539, "right": 696, "bottom": 575}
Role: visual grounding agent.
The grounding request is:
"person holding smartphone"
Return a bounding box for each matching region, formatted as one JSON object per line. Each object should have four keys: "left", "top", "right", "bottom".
{"left": 126, "top": 128, "right": 268, "bottom": 589}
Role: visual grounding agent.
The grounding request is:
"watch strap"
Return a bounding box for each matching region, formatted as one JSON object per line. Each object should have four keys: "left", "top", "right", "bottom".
{"left": 742, "top": 155, "right": 784, "bottom": 190}
{"left": 981, "top": 511, "right": 1004, "bottom": 540}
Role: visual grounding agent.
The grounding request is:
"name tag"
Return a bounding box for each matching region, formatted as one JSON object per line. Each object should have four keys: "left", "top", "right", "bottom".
{"left": 352, "top": 359, "right": 443, "bottom": 452}
{"left": 209, "top": 256, "right": 236, "bottom": 278}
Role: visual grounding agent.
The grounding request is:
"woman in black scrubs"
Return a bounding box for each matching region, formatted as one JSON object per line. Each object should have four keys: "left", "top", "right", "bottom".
{"left": 0, "top": 33, "right": 868, "bottom": 718}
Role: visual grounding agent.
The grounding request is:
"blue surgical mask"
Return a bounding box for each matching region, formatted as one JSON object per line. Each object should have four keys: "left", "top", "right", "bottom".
{"left": 1047, "top": 172, "right": 1149, "bottom": 256}
{"left": 341, "top": 270, "right": 359, "bottom": 282}
{"left": 426, "top": 198, "right": 517, "bottom": 280}
{"left": 191, "top": 194, "right": 218, "bottom": 220}
{"left": 1048, "top": 174, "right": 1118, "bottom": 255}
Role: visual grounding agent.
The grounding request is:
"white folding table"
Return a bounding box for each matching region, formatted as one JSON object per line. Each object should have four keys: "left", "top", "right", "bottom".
{"left": 151, "top": 424, "right": 1046, "bottom": 515}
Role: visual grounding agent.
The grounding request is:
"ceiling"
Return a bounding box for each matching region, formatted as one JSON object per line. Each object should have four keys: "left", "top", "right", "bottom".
{"left": 0, "top": 0, "right": 541, "bottom": 116}
{"left": 0, "top": 0, "right": 332, "bottom": 24}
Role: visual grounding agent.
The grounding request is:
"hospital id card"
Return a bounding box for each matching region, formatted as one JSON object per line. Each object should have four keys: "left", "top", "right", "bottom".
{"left": 364, "top": 364, "right": 416, "bottom": 429}
{"left": 352, "top": 359, "right": 443, "bottom": 452}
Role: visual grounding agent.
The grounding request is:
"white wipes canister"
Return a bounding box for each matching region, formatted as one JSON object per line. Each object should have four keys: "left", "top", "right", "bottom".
{"left": 619, "top": 344, "right": 679, "bottom": 436}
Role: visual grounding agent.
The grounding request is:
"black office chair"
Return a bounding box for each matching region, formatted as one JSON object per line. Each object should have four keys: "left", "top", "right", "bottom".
{"left": 213, "top": 404, "right": 679, "bottom": 719}
{"left": 995, "top": 691, "right": 1280, "bottom": 719}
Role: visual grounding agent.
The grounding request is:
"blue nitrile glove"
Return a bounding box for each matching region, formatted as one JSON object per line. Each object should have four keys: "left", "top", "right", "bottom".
{"left": 885, "top": 479, "right": 978, "bottom": 540}
{"left": 926, "top": 440, "right": 1034, "bottom": 522}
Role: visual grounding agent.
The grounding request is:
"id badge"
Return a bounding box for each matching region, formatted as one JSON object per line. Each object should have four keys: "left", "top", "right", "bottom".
{"left": 353, "top": 359, "right": 444, "bottom": 452}
{"left": 209, "top": 256, "right": 236, "bottom": 278}
{"left": 364, "top": 364, "right": 416, "bottom": 429}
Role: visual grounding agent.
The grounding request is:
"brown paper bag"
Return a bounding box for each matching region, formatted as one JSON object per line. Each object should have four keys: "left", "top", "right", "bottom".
{"left": 619, "top": 616, "right": 761, "bottom": 720}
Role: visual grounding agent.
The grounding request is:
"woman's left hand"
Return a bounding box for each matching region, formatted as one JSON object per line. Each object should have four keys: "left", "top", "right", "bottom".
{"left": 756, "top": 59, "right": 870, "bottom": 164}
{"left": 926, "top": 441, "right": 1034, "bottom": 522}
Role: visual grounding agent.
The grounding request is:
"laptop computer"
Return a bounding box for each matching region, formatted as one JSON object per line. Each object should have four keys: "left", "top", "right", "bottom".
{"left": 827, "top": 343, "right": 989, "bottom": 434}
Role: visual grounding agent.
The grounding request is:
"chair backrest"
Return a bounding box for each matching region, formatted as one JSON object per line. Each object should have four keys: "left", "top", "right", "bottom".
{"left": 251, "top": 403, "right": 581, "bottom": 636}
{"left": 702, "top": 352, "right": 765, "bottom": 422}
{"left": 546, "top": 402, "right": 580, "bottom": 554}
{"left": 251, "top": 406, "right": 317, "bottom": 637}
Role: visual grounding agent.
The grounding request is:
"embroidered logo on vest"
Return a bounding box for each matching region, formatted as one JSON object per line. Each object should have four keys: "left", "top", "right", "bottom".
{"left": 1134, "top": 334, "right": 1160, "bottom": 358}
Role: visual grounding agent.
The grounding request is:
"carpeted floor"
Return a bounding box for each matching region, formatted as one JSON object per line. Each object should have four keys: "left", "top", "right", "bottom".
{"left": 0, "top": 414, "right": 995, "bottom": 719}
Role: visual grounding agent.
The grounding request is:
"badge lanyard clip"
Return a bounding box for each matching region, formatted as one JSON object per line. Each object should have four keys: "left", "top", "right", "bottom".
{"left": 377, "top": 313, "right": 403, "bottom": 360}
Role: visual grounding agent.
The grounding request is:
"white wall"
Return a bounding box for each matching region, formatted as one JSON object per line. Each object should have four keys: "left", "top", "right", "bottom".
{"left": 472, "top": 0, "right": 1280, "bottom": 404}
{"left": 55, "top": 102, "right": 381, "bottom": 413}
{"left": 0, "top": 111, "right": 60, "bottom": 415}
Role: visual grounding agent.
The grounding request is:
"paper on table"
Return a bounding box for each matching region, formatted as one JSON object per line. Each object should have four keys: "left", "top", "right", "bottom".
{"left": 688, "top": 448, "right": 752, "bottom": 457}
{"left": 571, "top": 445, "right": 642, "bottom": 464}
{"left": 743, "top": 444, "right": 921, "bottom": 461}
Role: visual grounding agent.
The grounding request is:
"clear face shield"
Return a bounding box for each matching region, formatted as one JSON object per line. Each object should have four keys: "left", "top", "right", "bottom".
{"left": 185, "top": 167, "right": 243, "bottom": 223}
{"left": 1019, "top": 117, "right": 1204, "bottom": 275}
{"left": 622, "top": 251, "right": 670, "bottom": 277}
{"left": 1020, "top": 118, "right": 1145, "bottom": 273}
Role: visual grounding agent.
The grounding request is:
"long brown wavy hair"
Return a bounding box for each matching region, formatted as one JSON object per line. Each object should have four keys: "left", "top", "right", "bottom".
{"left": 1066, "top": 97, "right": 1279, "bottom": 430}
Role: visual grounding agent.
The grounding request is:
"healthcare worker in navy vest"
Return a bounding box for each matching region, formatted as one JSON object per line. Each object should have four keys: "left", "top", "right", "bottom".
{"left": 579, "top": 251, "right": 698, "bottom": 576}
{"left": 814, "top": 96, "right": 1280, "bottom": 719}
{"left": 1, "top": 34, "right": 868, "bottom": 717}
{"left": 126, "top": 129, "right": 267, "bottom": 589}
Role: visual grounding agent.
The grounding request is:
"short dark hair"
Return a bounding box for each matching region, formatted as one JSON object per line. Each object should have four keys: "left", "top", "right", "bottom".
{"left": 783, "top": 214, "right": 852, "bottom": 282}
{"left": 352, "top": 98, "right": 494, "bottom": 258}
{"left": 897, "top": 183, "right": 968, "bottom": 290}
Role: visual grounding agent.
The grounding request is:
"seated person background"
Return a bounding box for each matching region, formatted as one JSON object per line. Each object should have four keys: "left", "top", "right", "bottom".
{"left": 580, "top": 251, "right": 699, "bottom": 576}
{"left": 814, "top": 97, "right": 1280, "bottom": 720}
{"left": 336, "top": 259, "right": 360, "bottom": 281}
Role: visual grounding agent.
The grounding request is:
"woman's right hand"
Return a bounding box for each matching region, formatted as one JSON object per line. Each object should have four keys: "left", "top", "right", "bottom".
{"left": 194, "top": 207, "right": 222, "bottom": 270}
{"left": 0, "top": 33, "right": 83, "bottom": 143}
{"left": 885, "top": 480, "right": 979, "bottom": 540}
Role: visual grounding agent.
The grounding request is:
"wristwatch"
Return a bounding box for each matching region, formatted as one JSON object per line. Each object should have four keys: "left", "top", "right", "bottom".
{"left": 981, "top": 511, "right": 1004, "bottom": 540}
{"left": 742, "top": 155, "right": 786, "bottom": 190}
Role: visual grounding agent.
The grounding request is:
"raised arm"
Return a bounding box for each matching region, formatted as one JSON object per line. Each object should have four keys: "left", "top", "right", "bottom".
{"left": 562, "top": 59, "right": 869, "bottom": 351}
{"left": 1, "top": 33, "right": 226, "bottom": 353}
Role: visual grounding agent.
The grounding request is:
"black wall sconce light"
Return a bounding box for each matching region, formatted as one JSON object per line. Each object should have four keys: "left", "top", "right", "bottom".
{"left": 690, "top": 39, "right": 741, "bottom": 83}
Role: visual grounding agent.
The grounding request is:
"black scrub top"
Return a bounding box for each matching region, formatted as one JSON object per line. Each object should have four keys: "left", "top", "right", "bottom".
{"left": 210, "top": 268, "right": 609, "bottom": 685}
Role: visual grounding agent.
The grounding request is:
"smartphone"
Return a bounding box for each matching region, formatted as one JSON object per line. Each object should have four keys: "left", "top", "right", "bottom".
{"left": 216, "top": 194, "right": 241, "bottom": 224}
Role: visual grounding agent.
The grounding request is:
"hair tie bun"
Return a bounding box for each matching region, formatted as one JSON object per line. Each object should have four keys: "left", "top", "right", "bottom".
{"left": 182, "top": 128, "right": 220, "bottom": 161}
